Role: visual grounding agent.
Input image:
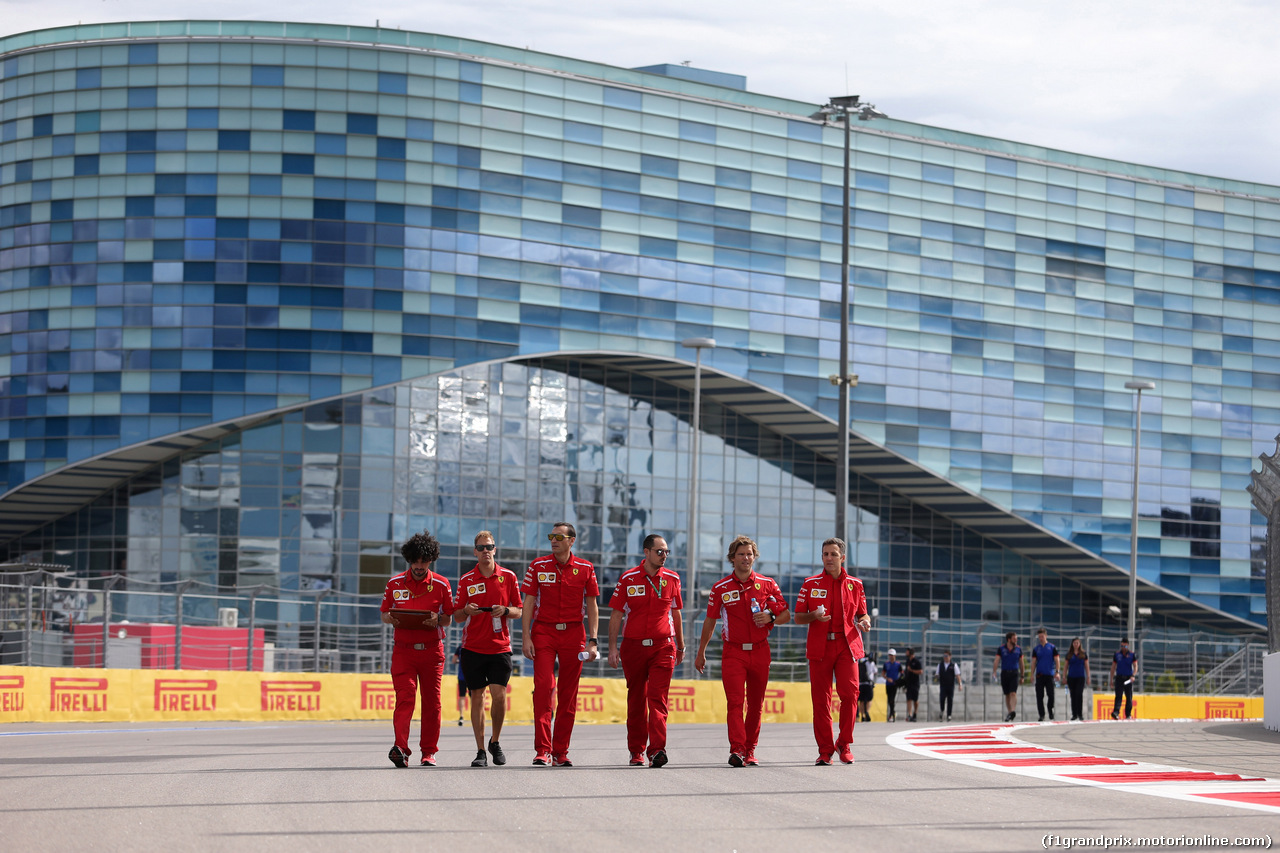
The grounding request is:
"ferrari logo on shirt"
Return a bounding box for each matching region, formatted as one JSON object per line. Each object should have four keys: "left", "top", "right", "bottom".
{"left": 754, "top": 583, "right": 761, "bottom": 589}
{"left": 468, "top": 583, "right": 486, "bottom": 597}
{"left": 810, "top": 588, "right": 828, "bottom": 599}
{"left": 537, "top": 572, "right": 556, "bottom": 583}
{"left": 393, "top": 589, "right": 410, "bottom": 601}
{"left": 497, "top": 576, "right": 505, "bottom": 583}
{"left": 627, "top": 585, "right": 646, "bottom": 597}
{"left": 427, "top": 585, "right": 433, "bottom": 592}
{"left": 573, "top": 568, "right": 579, "bottom": 575}
{"left": 722, "top": 590, "right": 741, "bottom": 603}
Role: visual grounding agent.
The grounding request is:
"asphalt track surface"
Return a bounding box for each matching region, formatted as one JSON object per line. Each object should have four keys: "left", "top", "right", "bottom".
{"left": 2, "top": 718, "right": 1278, "bottom": 853}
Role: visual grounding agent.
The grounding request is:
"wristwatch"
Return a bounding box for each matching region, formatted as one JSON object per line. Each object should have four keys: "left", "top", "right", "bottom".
{"left": 588, "top": 637, "right": 598, "bottom": 645}
{"left": 768, "top": 611, "right": 776, "bottom": 623}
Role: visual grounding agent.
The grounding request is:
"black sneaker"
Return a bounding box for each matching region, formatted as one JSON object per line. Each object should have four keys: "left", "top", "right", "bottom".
{"left": 388, "top": 745, "right": 408, "bottom": 768}
{"left": 471, "top": 750, "right": 487, "bottom": 768}
{"left": 649, "top": 749, "right": 668, "bottom": 768}
{"left": 1111, "top": 710, "right": 1119, "bottom": 720}
{"left": 728, "top": 752, "right": 744, "bottom": 768}
{"left": 1038, "top": 715, "right": 1045, "bottom": 722}
{"left": 488, "top": 740, "right": 506, "bottom": 766}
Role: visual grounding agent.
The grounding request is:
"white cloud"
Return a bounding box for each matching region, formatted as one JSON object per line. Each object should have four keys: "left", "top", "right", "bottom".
{"left": 2, "top": 0, "right": 1278, "bottom": 185}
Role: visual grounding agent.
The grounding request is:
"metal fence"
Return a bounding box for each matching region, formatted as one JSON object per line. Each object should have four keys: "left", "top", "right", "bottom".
{"left": 1, "top": 572, "right": 1266, "bottom": 721}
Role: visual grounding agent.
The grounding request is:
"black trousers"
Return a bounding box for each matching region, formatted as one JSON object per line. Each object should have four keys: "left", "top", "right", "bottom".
{"left": 1034, "top": 673, "right": 1055, "bottom": 718}
{"left": 1067, "top": 675, "right": 1086, "bottom": 719}
{"left": 1113, "top": 679, "right": 1134, "bottom": 717}
{"left": 885, "top": 682, "right": 898, "bottom": 717}
{"left": 938, "top": 684, "right": 954, "bottom": 716}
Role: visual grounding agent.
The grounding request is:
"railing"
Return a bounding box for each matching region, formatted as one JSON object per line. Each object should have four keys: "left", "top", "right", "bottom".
{"left": 1, "top": 575, "right": 1266, "bottom": 706}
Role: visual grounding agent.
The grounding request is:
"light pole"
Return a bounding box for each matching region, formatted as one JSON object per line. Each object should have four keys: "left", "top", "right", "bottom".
{"left": 810, "top": 95, "right": 885, "bottom": 544}
{"left": 682, "top": 336, "right": 715, "bottom": 676}
{"left": 1124, "top": 380, "right": 1155, "bottom": 648}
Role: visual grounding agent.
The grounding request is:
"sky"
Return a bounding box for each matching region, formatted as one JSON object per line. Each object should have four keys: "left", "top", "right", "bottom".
{"left": 3, "top": 0, "right": 1279, "bottom": 188}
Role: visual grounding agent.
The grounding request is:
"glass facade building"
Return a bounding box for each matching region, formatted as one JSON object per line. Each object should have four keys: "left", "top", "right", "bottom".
{"left": 0, "top": 21, "right": 1273, "bottom": 636}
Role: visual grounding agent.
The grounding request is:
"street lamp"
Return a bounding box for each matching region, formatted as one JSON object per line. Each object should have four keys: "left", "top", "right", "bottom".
{"left": 810, "top": 95, "right": 886, "bottom": 545}
{"left": 1124, "top": 380, "right": 1155, "bottom": 649}
{"left": 682, "top": 336, "right": 716, "bottom": 676}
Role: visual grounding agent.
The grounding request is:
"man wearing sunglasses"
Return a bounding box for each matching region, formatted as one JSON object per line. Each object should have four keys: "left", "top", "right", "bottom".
{"left": 521, "top": 522, "right": 600, "bottom": 766}
{"left": 453, "top": 531, "right": 523, "bottom": 768}
{"left": 607, "top": 534, "right": 684, "bottom": 768}
{"left": 380, "top": 530, "right": 453, "bottom": 767}
{"left": 693, "top": 535, "right": 790, "bottom": 767}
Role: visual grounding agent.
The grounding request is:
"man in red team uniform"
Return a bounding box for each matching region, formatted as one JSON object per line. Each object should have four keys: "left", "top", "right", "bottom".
{"left": 380, "top": 530, "right": 454, "bottom": 767}
{"left": 794, "top": 537, "right": 870, "bottom": 765}
{"left": 693, "top": 534, "right": 790, "bottom": 767}
{"left": 453, "top": 530, "right": 522, "bottom": 768}
{"left": 607, "top": 534, "right": 684, "bottom": 768}
{"left": 521, "top": 522, "right": 600, "bottom": 767}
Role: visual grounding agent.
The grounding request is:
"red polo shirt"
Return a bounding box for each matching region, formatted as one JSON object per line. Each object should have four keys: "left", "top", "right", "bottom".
{"left": 380, "top": 569, "right": 453, "bottom": 645}
{"left": 521, "top": 552, "right": 599, "bottom": 625}
{"left": 608, "top": 563, "right": 682, "bottom": 639}
{"left": 794, "top": 569, "right": 866, "bottom": 660}
{"left": 705, "top": 571, "right": 786, "bottom": 644}
{"left": 455, "top": 564, "right": 523, "bottom": 654}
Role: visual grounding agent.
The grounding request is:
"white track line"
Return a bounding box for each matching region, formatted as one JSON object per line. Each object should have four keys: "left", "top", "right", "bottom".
{"left": 886, "top": 722, "right": 1280, "bottom": 815}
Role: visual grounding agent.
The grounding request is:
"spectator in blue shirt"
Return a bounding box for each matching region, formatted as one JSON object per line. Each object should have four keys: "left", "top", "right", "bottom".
{"left": 992, "top": 632, "right": 1024, "bottom": 722}
{"left": 1030, "top": 628, "right": 1060, "bottom": 721}
{"left": 1064, "top": 637, "right": 1090, "bottom": 721}
{"left": 1109, "top": 638, "right": 1138, "bottom": 719}
{"left": 883, "top": 649, "right": 902, "bottom": 723}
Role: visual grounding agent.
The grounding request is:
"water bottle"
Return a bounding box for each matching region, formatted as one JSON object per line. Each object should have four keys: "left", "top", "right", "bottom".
{"left": 750, "top": 598, "right": 762, "bottom": 615}
{"left": 816, "top": 604, "right": 826, "bottom": 617}
{"left": 578, "top": 648, "right": 595, "bottom": 662}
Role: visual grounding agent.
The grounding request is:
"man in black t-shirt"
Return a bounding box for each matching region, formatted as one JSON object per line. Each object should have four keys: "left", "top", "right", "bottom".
{"left": 935, "top": 650, "right": 961, "bottom": 721}
{"left": 903, "top": 648, "right": 924, "bottom": 722}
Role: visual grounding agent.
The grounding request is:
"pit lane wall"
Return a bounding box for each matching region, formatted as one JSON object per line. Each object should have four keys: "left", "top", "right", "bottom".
{"left": 0, "top": 666, "right": 1261, "bottom": 723}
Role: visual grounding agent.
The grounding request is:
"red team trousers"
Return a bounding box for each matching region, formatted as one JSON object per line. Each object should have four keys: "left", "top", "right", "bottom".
{"left": 721, "top": 642, "right": 771, "bottom": 755}
{"left": 391, "top": 641, "right": 445, "bottom": 757}
{"left": 809, "top": 641, "right": 859, "bottom": 754}
{"left": 530, "top": 622, "right": 586, "bottom": 757}
{"left": 620, "top": 637, "right": 676, "bottom": 756}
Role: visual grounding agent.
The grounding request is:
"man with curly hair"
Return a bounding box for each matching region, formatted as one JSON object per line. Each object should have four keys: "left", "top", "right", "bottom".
{"left": 381, "top": 530, "right": 454, "bottom": 767}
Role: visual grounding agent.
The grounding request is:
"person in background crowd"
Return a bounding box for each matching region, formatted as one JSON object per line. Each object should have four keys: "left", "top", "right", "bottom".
{"left": 793, "top": 537, "right": 870, "bottom": 765}
{"left": 608, "top": 534, "right": 684, "bottom": 768}
{"left": 993, "top": 631, "right": 1024, "bottom": 722}
{"left": 903, "top": 648, "right": 923, "bottom": 722}
{"left": 453, "top": 530, "right": 522, "bottom": 768}
{"left": 521, "top": 522, "right": 600, "bottom": 767}
{"left": 1064, "top": 637, "right": 1090, "bottom": 721}
{"left": 856, "top": 653, "right": 877, "bottom": 723}
{"left": 935, "top": 649, "right": 961, "bottom": 722}
{"left": 1030, "top": 627, "right": 1060, "bottom": 722}
{"left": 380, "top": 530, "right": 453, "bottom": 767}
{"left": 883, "top": 649, "right": 902, "bottom": 722}
{"left": 450, "top": 644, "right": 466, "bottom": 726}
{"left": 694, "top": 535, "right": 790, "bottom": 767}
{"left": 1109, "top": 638, "right": 1138, "bottom": 720}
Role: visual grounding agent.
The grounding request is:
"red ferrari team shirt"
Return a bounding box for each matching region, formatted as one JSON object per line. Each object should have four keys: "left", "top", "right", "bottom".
{"left": 705, "top": 571, "right": 786, "bottom": 644}
{"left": 794, "top": 570, "right": 866, "bottom": 660}
{"left": 381, "top": 569, "right": 454, "bottom": 644}
{"left": 455, "top": 565, "right": 523, "bottom": 654}
{"left": 521, "top": 553, "right": 599, "bottom": 625}
{"left": 608, "top": 563, "right": 683, "bottom": 639}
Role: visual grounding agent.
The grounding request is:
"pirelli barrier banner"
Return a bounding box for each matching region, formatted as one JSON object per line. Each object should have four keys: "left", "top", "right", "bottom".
{"left": 1, "top": 667, "right": 1257, "bottom": 724}
{"left": 0, "top": 665, "right": 843, "bottom": 725}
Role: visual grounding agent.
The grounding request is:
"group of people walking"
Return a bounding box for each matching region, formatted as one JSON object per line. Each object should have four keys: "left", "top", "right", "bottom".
{"left": 380, "top": 527, "right": 871, "bottom": 768}
{"left": 380, "top": 527, "right": 1144, "bottom": 770}
{"left": 992, "top": 629, "right": 1139, "bottom": 722}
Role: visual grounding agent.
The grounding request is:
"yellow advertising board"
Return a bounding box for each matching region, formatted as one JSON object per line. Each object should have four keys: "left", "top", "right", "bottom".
{"left": 15, "top": 666, "right": 1257, "bottom": 724}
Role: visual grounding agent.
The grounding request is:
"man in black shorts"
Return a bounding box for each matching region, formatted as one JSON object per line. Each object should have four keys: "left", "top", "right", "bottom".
{"left": 453, "top": 530, "right": 523, "bottom": 767}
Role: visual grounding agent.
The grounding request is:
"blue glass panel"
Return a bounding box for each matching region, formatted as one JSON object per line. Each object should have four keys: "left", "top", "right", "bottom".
{"left": 32, "top": 115, "right": 52, "bottom": 137}
{"left": 73, "top": 155, "right": 98, "bottom": 176}
{"left": 377, "top": 71, "right": 408, "bottom": 94}
{"left": 128, "top": 87, "right": 157, "bottom": 108}
{"left": 76, "top": 111, "right": 101, "bottom": 133}
{"left": 315, "top": 133, "right": 345, "bottom": 155}
{"left": 376, "top": 137, "right": 406, "bottom": 159}
{"left": 128, "top": 44, "right": 158, "bottom": 65}
{"left": 347, "top": 113, "right": 378, "bottom": 135}
{"left": 76, "top": 68, "right": 101, "bottom": 89}
{"left": 678, "top": 120, "right": 716, "bottom": 143}
{"left": 603, "top": 87, "right": 642, "bottom": 110}
{"left": 219, "top": 130, "right": 250, "bottom": 151}
{"left": 282, "top": 154, "right": 314, "bottom": 175}
{"left": 187, "top": 108, "right": 218, "bottom": 129}
{"left": 283, "top": 109, "right": 315, "bottom": 131}
{"left": 251, "top": 65, "right": 284, "bottom": 86}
